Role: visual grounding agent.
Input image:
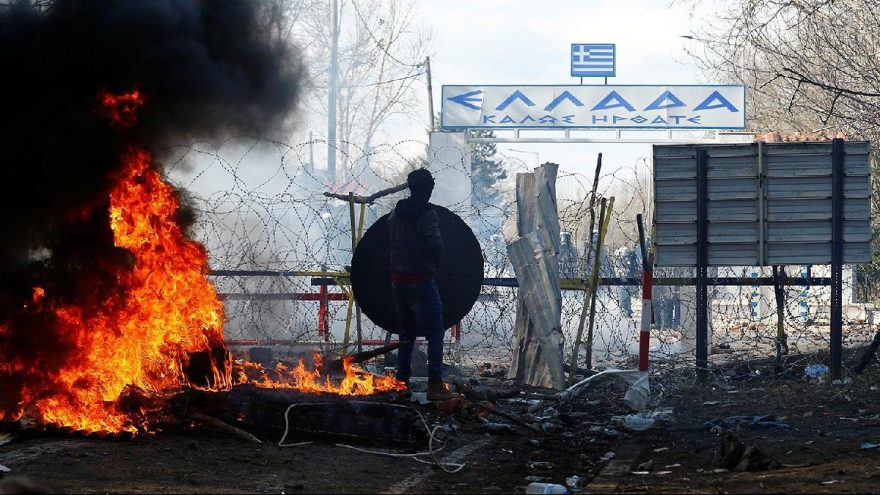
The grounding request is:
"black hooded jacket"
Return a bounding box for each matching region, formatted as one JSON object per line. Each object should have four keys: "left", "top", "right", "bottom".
{"left": 388, "top": 197, "right": 442, "bottom": 275}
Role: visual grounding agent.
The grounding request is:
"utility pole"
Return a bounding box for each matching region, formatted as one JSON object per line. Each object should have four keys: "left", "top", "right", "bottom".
{"left": 327, "top": 0, "right": 339, "bottom": 184}
{"left": 424, "top": 56, "right": 434, "bottom": 132}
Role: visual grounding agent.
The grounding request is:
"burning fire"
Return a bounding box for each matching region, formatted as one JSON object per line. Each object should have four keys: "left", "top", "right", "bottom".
{"left": 0, "top": 91, "right": 232, "bottom": 434}
{"left": 235, "top": 355, "right": 406, "bottom": 396}
{"left": 0, "top": 90, "right": 401, "bottom": 435}
{"left": 31, "top": 147, "right": 233, "bottom": 434}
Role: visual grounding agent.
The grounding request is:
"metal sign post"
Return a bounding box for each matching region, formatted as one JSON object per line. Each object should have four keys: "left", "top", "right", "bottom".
{"left": 831, "top": 139, "right": 845, "bottom": 379}
{"left": 695, "top": 149, "right": 709, "bottom": 381}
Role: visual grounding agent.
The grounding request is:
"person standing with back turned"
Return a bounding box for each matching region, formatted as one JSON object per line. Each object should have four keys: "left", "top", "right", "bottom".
{"left": 389, "top": 168, "right": 458, "bottom": 401}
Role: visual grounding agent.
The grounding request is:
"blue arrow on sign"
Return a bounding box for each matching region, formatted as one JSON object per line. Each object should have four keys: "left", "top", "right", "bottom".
{"left": 544, "top": 90, "right": 584, "bottom": 111}
{"left": 495, "top": 90, "right": 535, "bottom": 111}
{"left": 447, "top": 90, "right": 483, "bottom": 110}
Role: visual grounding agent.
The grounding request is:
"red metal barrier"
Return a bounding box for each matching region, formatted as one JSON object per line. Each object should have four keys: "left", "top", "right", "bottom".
{"left": 450, "top": 323, "right": 461, "bottom": 342}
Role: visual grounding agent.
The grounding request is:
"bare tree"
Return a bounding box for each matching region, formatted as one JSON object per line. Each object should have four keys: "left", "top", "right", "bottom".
{"left": 687, "top": 0, "right": 880, "bottom": 142}
{"left": 691, "top": 0, "right": 880, "bottom": 299}
{"left": 266, "top": 0, "right": 431, "bottom": 176}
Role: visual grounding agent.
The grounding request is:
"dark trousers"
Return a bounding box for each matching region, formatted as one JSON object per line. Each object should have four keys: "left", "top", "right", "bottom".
{"left": 392, "top": 279, "right": 445, "bottom": 384}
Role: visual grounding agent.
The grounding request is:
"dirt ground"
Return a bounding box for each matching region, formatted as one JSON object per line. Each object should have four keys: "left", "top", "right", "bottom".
{"left": 3, "top": 351, "right": 880, "bottom": 494}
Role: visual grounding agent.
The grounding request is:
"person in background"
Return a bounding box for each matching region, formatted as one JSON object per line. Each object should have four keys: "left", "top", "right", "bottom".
{"left": 388, "top": 168, "right": 458, "bottom": 402}
{"left": 559, "top": 231, "right": 579, "bottom": 278}
{"left": 616, "top": 245, "right": 638, "bottom": 317}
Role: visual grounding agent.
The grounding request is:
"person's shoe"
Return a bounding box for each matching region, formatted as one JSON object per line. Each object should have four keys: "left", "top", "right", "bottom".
{"left": 427, "top": 382, "right": 460, "bottom": 402}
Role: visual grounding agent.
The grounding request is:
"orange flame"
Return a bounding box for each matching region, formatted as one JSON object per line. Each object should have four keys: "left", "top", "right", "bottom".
{"left": 98, "top": 89, "right": 145, "bottom": 128}
{"left": 2, "top": 89, "right": 230, "bottom": 433}
{"left": 25, "top": 147, "right": 232, "bottom": 434}
{"left": 1, "top": 89, "right": 397, "bottom": 435}
{"left": 235, "top": 355, "right": 406, "bottom": 396}
{"left": 31, "top": 287, "right": 45, "bottom": 304}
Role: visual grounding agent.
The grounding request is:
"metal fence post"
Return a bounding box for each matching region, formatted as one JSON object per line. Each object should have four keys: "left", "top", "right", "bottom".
{"left": 831, "top": 138, "right": 844, "bottom": 379}
{"left": 636, "top": 214, "right": 652, "bottom": 373}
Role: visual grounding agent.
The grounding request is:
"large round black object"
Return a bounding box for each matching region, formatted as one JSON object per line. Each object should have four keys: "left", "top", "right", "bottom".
{"left": 350, "top": 205, "right": 483, "bottom": 334}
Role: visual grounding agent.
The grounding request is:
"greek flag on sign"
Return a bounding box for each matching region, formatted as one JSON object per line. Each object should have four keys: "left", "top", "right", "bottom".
{"left": 571, "top": 43, "right": 615, "bottom": 77}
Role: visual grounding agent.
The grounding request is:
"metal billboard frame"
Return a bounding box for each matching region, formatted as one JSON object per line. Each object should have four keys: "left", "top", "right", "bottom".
{"left": 656, "top": 138, "right": 869, "bottom": 380}
{"left": 455, "top": 129, "right": 866, "bottom": 381}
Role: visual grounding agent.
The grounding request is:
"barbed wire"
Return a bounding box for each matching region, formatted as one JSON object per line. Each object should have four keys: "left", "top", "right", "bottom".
{"left": 164, "top": 136, "right": 879, "bottom": 376}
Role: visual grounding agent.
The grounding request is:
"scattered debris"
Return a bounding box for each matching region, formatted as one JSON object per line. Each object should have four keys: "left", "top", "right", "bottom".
{"left": 468, "top": 400, "right": 540, "bottom": 433}
{"left": 706, "top": 415, "right": 790, "bottom": 434}
{"left": 635, "top": 459, "right": 654, "bottom": 472}
{"left": 804, "top": 364, "right": 829, "bottom": 379}
{"left": 589, "top": 426, "right": 621, "bottom": 439}
{"left": 613, "top": 414, "right": 655, "bottom": 431}
{"left": 564, "top": 475, "right": 584, "bottom": 488}
{"left": 524, "top": 476, "right": 551, "bottom": 483}
{"left": 0, "top": 433, "right": 13, "bottom": 447}
{"left": 599, "top": 451, "right": 615, "bottom": 462}
{"left": 0, "top": 464, "right": 10, "bottom": 473}
{"left": 525, "top": 482, "right": 569, "bottom": 494}
{"left": 477, "top": 362, "right": 506, "bottom": 378}
{"left": 529, "top": 369, "right": 647, "bottom": 416}
{"left": 715, "top": 432, "right": 780, "bottom": 471}
{"left": 479, "top": 421, "right": 517, "bottom": 435}
{"left": 527, "top": 461, "right": 553, "bottom": 470}
{"left": 190, "top": 412, "right": 261, "bottom": 444}
{"left": 861, "top": 442, "right": 879, "bottom": 450}
{"left": 435, "top": 396, "right": 468, "bottom": 414}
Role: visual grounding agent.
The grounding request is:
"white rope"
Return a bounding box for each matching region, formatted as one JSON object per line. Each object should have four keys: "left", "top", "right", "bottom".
{"left": 278, "top": 403, "right": 313, "bottom": 447}
{"left": 277, "top": 402, "right": 465, "bottom": 473}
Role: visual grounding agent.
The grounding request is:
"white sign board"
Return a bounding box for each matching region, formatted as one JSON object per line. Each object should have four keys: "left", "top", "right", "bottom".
{"left": 441, "top": 85, "right": 745, "bottom": 130}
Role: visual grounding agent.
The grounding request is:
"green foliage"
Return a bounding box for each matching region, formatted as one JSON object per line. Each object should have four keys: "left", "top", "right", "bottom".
{"left": 468, "top": 129, "right": 508, "bottom": 212}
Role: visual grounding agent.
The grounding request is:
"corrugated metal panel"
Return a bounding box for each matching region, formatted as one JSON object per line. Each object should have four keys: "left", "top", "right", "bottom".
{"left": 656, "top": 200, "right": 756, "bottom": 223}
{"left": 764, "top": 198, "right": 868, "bottom": 221}
{"left": 708, "top": 178, "right": 758, "bottom": 200}
{"left": 656, "top": 222, "right": 760, "bottom": 244}
{"left": 654, "top": 243, "right": 760, "bottom": 266}
{"left": 656, "top": 179, "right": 696, "bottom": 202}
{"left": 767, "top": 242, "right": 871, "bottom": 265}
{"left": 765, "top": 176, "right": 869, "bottom": 199}
{"left": 653, "top": 141, "right": 872, "bottom": 267}
{"left": 765, "top": 220, "right": 869, "bottom": 243}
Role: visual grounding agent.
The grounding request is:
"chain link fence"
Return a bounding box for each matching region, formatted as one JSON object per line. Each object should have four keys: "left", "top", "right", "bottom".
{"left": 165, "top": 136, "right": 878, "bottom": 374}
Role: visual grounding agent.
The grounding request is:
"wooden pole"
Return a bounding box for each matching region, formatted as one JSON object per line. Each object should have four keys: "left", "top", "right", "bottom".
{"left": 189, "top": 413, "right": 261, "bottom": 444}
{"left": 585, "top": 197, "right": 614, "bottom": 370}
{"left": 568, "top": 154, "right": 603, "bottom": 385}
{"left": 324, "top": 182, "right": 409, "bottom": 204}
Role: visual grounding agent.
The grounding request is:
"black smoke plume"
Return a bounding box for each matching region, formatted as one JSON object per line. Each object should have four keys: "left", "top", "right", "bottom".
{"left": 0, "top": 0, "right": 303, "bottom": 415}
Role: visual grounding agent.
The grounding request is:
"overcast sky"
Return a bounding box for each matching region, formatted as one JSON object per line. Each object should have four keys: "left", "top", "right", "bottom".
{"left": 411, "top": 0, "right": 714, "bottom": 187}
